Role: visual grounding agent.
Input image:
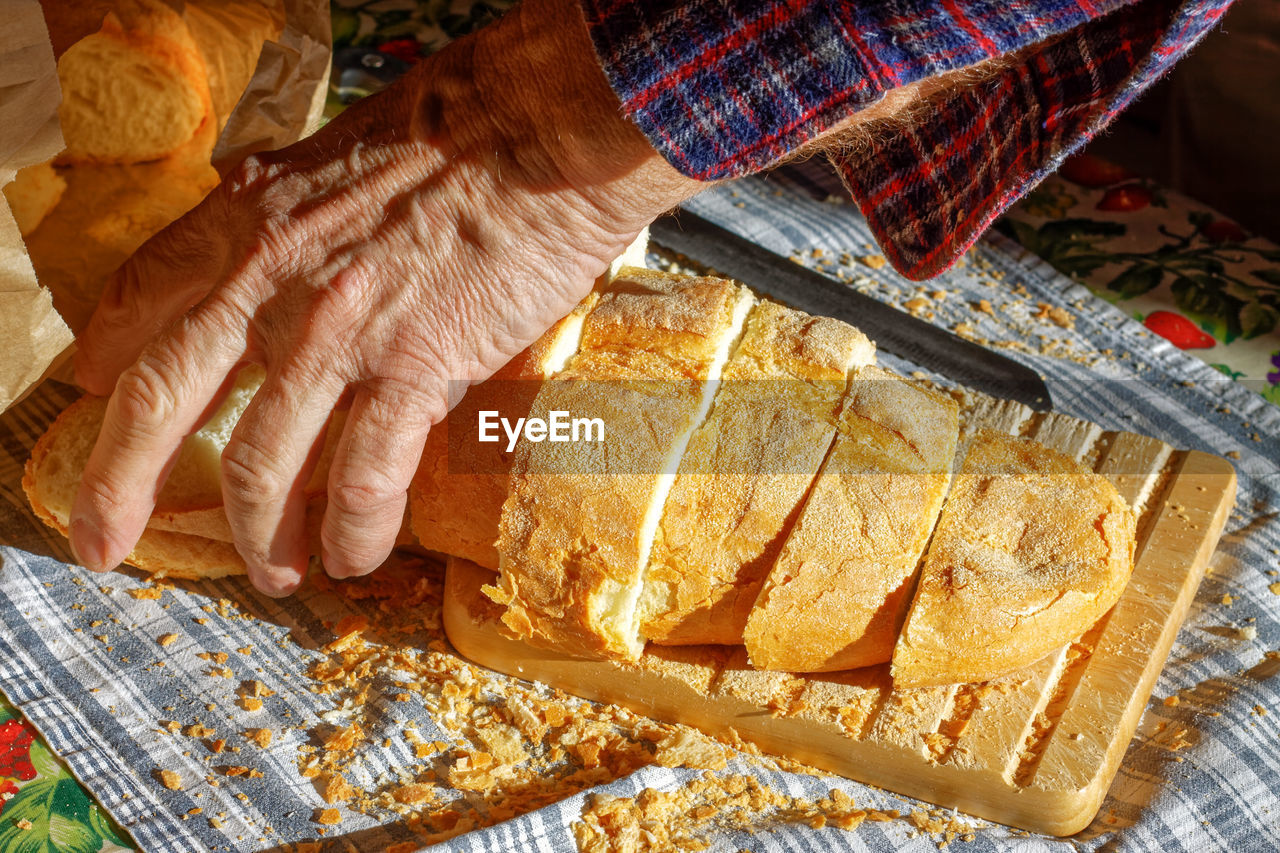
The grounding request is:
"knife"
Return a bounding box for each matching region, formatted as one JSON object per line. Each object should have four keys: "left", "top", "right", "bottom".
{"left": 649, "top": 209, "right": 1052, "bottom": 412}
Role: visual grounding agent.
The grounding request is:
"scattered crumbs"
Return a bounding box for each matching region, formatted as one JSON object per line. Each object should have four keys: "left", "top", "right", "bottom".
{"left": 904, "top": 296, "right": 932, "bottom": 318}
{"left": 128, "top": 587, "right": 164, "bottom": 600}
{"left": 320, "top": 772, "right": 355, "bottom": 804}
{"left": 574, "top": 776, "right": 918, "bottom": 852}
{"left": 1269, "top": 582, "right": 1280, "bottom": 596}
{"left": 1221, "top": 594, "right": 1234, "bottom": 606}
{"left": 1253, "top": 705, "right": 1269, "bottom": 717}
{"left": 315, "top": 808, "right": 342, "bottom": 826}
{"left": 1163, "top": 696, "right": 1180, "bottom": 707}
{"left": 858, "top": 254, "right": 887, "bottom": 270}
{"left": 244, "top": 728, "right": 273, "bottom": 748}
{"left": 1033, "top": 302, "right": 1075, "bottom": 329}
{"left": 1226, "top": 450, "right": 1241, "bottom": 460}
{"left": 157, "top": 633, "right": 179, "bottom": 647}
{"left": 155, "top": 769, "right": 183, "bottom": 791}
{"left": 14, "top": 819, "right": 32, "bottom": 831}
{"left": 193, "top": 618, "right": 208, "bottom": 626}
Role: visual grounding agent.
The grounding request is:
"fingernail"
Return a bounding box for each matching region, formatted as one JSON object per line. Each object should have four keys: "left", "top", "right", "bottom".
{"left": 68, "top": 517, "right": 107, "bottom": 572}
{"left": 252, "top": 565, "right": 302, "bottom": 598}
{"left": 320, "top": 547, "right": 363, "bottom": 580}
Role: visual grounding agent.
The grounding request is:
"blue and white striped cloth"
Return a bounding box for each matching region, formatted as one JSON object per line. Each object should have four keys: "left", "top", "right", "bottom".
{"left": 1, "top": 166, "right": 1277, "bottom": 852}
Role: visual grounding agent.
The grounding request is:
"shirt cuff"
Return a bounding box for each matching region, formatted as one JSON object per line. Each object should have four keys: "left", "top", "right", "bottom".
{"left": 582, "top": 0, "right": 1233, "bottom": 279}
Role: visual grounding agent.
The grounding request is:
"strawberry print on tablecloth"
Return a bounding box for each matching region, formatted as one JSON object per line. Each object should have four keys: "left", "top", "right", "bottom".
{"left": 1002, "top": 154, "right": 1280, "bottom": 404}
{"left": 0, "top": 703, "right": 133, "bottom": 852}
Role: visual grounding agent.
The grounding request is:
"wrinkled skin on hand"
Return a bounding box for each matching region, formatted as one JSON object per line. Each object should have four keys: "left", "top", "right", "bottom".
{"left": 68, "top": 0, "right": 703, "bottom": 595}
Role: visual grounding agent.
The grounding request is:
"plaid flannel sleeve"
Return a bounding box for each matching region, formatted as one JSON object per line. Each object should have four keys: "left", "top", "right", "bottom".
{"left": 580, "top": 0, "right": 1234, "bottom": 279}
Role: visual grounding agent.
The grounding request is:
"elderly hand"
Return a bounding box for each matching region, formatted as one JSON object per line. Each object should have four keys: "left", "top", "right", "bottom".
{"left": 68, "top": 0, "right": 702, "bottom": 595}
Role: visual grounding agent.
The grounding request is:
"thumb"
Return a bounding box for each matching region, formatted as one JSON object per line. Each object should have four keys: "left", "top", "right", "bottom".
{"left": 74, "top": 198, "right": 228, "bottom": 395}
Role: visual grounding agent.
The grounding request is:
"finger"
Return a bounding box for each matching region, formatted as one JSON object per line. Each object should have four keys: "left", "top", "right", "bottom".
{"left": 75, "top": 199, "right": 227, "bottom": 395}
{"left": 221, "top": 365, "right": 344, "bottom": 597}
{"left": 70, "top": 310, "right": 243, "bottom": 573}
{"left": 321, "top": 381, "right": 436, "bottom": 579}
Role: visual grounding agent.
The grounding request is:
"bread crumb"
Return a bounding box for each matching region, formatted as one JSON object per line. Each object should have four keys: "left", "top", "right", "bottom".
{"left": 1033, "top": 302, "right": 1075, "bottom": 329}
{"left": 155, "top": 769, "right": 183, "bottom": 790}
{"left": 314, "top": 808, "right": 342, "bottom": 826}
{"left": 243, "top": 728, "right": 272, "bottom": 748}
{"left": 322, "top": 724, "right": 362, "bottom": 753}
{"left": 128, "top": 587, "right": 163, "bottom": 600}
{"left": 320, "top": 772, "right": 355, "bottom": 804}
{"left": 156, "top": 633, "right": 179, "bottom": 647}
{"left": 904, "top": 296, "right": 932, "bottom": 318}
{"left": 653, "top": 729, "right": 728, "bottom": 771}
{"left": 858, "top": 254, "right": 887, "bottom": 269}
{"left": 392, "top": 783, "right": 436, "bottom": 805}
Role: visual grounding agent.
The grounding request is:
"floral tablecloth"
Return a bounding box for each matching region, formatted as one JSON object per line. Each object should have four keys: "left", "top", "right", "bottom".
{"left": 2, "top": 3, "right": 1278, "bottom": 852}
{"left": 1000, "top": 154, "right": 1280, "bottom": 403}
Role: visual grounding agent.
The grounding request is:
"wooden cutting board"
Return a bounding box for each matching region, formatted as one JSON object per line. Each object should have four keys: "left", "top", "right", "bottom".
{"left": 441, "top": 393, "right": 1237, "bottom": 836}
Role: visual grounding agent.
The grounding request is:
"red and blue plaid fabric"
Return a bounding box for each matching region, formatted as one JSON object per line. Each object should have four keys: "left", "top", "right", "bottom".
{"left": 581, "top": 0, "right": 1234, "bottom": 279}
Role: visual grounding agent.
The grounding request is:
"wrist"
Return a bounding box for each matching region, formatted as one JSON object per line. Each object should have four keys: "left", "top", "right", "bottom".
{"left": 463, "top": 0, "right": 704, "bottom": 235}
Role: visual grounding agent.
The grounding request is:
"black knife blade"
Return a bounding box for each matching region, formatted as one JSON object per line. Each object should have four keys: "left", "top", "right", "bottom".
{"left": 649, "top": 210, "right": 1052, "bottom": 412}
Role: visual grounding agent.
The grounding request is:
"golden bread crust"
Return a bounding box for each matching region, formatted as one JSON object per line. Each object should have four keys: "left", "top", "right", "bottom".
{"left": 640, "top": 301, "right": 874, "bottom": 645}
{"left": 743, "top": 368, "right": 959, "bottom": 671}
{"left": 408, "top": 296, "right": 599, "bottom": 569}
{"left": 493, "top": 271, "right": 749, "bottom": 660}
{"left": 891, "top": 431, "right": 1136, "bottom": 687}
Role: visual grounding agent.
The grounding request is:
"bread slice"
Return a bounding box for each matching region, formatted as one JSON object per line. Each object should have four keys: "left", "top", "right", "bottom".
{"left": 637, "top": 300, "right": 875, "bottom": 645}
{"left": 408, "top": 233, "right": 648, "bottom": 566}
{"left": 743, "top": 368, "right": 959, "bottom": 671}
{"left": 891, "top": 431, "right": 1136, "bottom": 688}
{"left": 57, "top": 0, "right": 213, "bottom": 164}
{"left": 490, "top": 269, "right": 754, "bottom": 660}
{"left": 3, "top": 162, "right": 66, "bottom": 237}
{"left": 23, "top": 107, "right": 219, "bottom": 334}
{"left": 408, "top": 294, "right": 598, "bottom": 569}
{"left": 23, "top": 365, "right": 340, "bottom": 574}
